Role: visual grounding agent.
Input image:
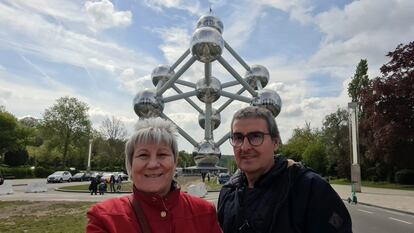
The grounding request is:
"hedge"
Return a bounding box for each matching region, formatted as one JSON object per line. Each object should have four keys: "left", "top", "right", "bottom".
{"left": 395, "top": 169, "right": 414, "bottom": 185}
{"left": 0, "top": 166, "right": 34, "bottom": 179}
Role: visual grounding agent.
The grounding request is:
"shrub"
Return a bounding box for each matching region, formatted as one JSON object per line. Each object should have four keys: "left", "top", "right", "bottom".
{"left": 0, "top": 166, "right": 33, "bottom": 179}
{"left": 34, "top": 166, "right": 54, "bottom": 178}
{"left": 395, "top": 169, "right": 414, "bottom": 185}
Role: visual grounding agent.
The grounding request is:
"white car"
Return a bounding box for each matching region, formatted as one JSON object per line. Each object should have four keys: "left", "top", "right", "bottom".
{"left": 47, "top": 171, "right": 72, "bottom": 183}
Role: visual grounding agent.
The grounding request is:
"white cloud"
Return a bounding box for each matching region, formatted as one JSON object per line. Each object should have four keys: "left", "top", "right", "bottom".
{"left": 257, "top": 0, "right": 314, "bottom": 25}
{"left": 85, "top": 0, "right": 132, "bottom": 31}
{"left": 0, "top": 72, "right": 77, "bottom": 119}
{"left": 0, "top": 0, "right": 157, "bottom": 95}
{"left": 143, "top": 0, "right": 202, "bottom": 15}
{"left": 152, "top": 27, "right": 191, "bottom": 64}
{"left": 222, "top": 2, "right": 263, "bottom": 48}
{"left": 312, "top": 0, "right": 414, "bottom": 73}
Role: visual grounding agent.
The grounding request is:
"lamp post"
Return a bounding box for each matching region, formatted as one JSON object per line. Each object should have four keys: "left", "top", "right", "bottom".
{"left": 348, "top": 102, "right": 361, "bottom": 192}
{"left": 87, "top": 139, "right": 93, "bottom": 173}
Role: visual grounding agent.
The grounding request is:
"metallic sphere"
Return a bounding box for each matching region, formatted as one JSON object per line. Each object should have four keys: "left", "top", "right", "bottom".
{"left": 251, "top": 89, "right": 282, "bottom": 117}
{"left": 196, "top": 76, "right": 222, "bottom": 103}
{"left": 198, "top": 108, "right": 221, "bottom": 130}
{"left": 151, "top": 65, "right": 174, "bottom": 87}
{"left": 133, "top": 89, "right": 164, "bottom": 118}
{"left": 192, "top": 140, "right": 221, "bottom": 167}
{"left": 196, "top": 14, "right": 224, "bottom": 34}
{"left": 190, "top": 27, "right": 224, "bottom": 63}
{"left": 245, "top": 65, "right": 269, "bottom": 90}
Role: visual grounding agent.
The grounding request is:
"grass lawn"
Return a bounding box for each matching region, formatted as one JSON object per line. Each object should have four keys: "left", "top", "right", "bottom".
{"left": 0, "top": 201, "right": 94, "bottom": 233}
{"left": 329, "top": 178, "right": 414, "bottom": 191}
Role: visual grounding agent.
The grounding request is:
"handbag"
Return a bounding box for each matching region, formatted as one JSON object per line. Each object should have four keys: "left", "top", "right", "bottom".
{"left": 128, "top": 194, "right": 152, "bottom": 233}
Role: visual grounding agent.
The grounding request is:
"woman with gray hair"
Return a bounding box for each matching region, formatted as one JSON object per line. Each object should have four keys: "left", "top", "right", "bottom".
{"left": 86, "top": 117, "right": 222, "bottom": 233}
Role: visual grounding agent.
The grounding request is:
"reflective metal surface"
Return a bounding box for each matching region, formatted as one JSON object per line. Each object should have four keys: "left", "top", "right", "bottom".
{"left": 198, "top": 108, "right": 221, "bottom": 130}
{"left": 152, "top": 65, "right": 174, "bottom": 87}
{"left": 251, "top": 89, "right": 282, "bottom": 117}
{"left": 192, "top": 140, "right": 220, "bottom": 166}
{"left": 133, "top": 14, "right": 283, "bottom": 168}
{"left": 190, "top": 27, "right": 224, "bottom": 63}
{"left": 196, "top": 76, "right": 221, "bottom": 103}
{"left": 133, "top": 89, "right": 164, "bottom": 118}
{"left": 245, "top": 65, "right": 269, "bottom": 90}
{"left": 196, "top": 14, "right": 224, "bottom": 34}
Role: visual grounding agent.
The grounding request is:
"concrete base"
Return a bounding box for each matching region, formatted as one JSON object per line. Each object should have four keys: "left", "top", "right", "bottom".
{"left": 351, "top": 164, "right": 362, "bottom": 192}
{"left": 25, "top": 181, "right": 48, "bottom": 193}
{"left": 0, "top": 180, "right": 14, "bottom": 195}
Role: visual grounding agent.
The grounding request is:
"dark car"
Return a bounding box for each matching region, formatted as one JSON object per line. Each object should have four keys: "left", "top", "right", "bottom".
{"left": 71, "top": 172, "right": 91, "bottom": 182}
{"left": 217, "top": 173, "right": 230, "bottom": 184}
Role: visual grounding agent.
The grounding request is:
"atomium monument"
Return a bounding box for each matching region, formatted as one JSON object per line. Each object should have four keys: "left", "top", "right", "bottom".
{"left": 133, "top": 12, "right": 282, "bottom": 168}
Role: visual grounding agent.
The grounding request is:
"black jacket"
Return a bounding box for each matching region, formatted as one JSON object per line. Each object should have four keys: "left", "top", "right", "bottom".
{"left": 217, "top": 156, "right": 352, "bottom": 233}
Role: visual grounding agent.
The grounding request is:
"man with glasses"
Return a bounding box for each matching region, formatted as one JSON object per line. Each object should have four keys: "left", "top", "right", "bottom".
{"left": 217, "top": 106, "right": 352, "bottom": 233}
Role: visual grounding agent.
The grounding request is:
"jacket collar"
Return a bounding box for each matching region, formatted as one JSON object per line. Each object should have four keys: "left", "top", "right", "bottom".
{"left": 132, "top": 181, "right": 180, "bottom": 210}
{"left": 225, "top": 156, "right": 289, "bottom": 189}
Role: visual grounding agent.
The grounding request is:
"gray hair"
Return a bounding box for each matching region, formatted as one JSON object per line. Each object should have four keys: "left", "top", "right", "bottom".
{"left": 125, "top": 118, "right": 178, "bottom": 179}
{"left": 231, "top": 106, "right": 280, "bottom": 143}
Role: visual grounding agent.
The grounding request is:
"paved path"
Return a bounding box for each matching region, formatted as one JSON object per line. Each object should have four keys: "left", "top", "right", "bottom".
{"left": 332, "top": 184, "right": 414, "bottom": 215}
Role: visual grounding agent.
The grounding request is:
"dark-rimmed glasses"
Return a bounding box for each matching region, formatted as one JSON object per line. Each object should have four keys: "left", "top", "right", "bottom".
{"left": 229, "top": 131, "right": 271, "bottom": 147}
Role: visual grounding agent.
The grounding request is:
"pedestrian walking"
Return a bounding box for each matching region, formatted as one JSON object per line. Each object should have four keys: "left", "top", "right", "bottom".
{"left": 109, "top": 175, "right": 116, "bottom": 192}
{"left": 89, "top": 177, "right": 98, "bottom": 195}
{"left": 99, "top": 180, "right": 106, "bottom": 195}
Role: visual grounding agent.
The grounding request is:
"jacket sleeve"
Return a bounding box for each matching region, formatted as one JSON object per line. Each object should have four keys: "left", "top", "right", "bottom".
{"left": 298, "top": 173, "right": 353, "bottom": 233}
{"left": 86, "top": 205, "right": 110, "bottom": 233}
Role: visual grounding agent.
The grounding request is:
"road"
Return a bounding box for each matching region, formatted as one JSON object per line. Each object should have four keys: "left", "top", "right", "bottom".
{"left": 347, "top": 203, "right": 414, "bottom": 233}
{"left": 1, "top": 179, "right": 414, "bottom": 233}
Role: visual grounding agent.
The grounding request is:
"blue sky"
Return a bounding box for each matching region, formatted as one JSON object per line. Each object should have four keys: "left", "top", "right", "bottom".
{"left": 1, "top": 0, "right": 413, "bottom": 155}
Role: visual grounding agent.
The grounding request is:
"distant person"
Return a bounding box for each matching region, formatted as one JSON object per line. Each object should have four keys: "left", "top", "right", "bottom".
{"left": 98, "top": 180, "right": 106, "bottom": 195}
{"left": 201, "top": 172, "right": 206, "bottom": 182}
{"left": 86, "top": 117, "right": 222, "bottom": 233}
{"left": 116, "top": 175, "right": 122, "bottom": 192}
{"left": 217, "top": 106, "right": 352, "bottom": 233}
{"left": 207, "top": 172, "right": 211, "bottom": 182}
{"left": 109, "top": 175, "right": 116, "bottom": 192}
{"left": 89, "top": 177, "right": 98, "bottom": 195}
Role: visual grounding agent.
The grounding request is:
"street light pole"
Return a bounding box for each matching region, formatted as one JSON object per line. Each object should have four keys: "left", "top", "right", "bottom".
{"left": 348, "top": 102, "right": 361, "bottom": 192}
{"left": 87, "top": 139, "right": 93, "bottom": 172}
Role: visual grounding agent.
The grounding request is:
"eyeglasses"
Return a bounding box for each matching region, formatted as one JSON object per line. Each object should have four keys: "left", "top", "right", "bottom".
{"left": 229, "top": 131, "right": 271, "bottom": 147}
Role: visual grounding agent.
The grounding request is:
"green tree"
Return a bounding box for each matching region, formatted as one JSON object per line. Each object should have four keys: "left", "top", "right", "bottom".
{"left": 279, "top": 123, "right": 319, "bottom": 162}
{"left": 302, "top": 139, "right": 327, "bottom": 176}
{"left": 348, "top": 59, "right": 369, "bottom": 117}
{"left": 177, "top": 150, "right": 195, "bottom": 168}
{"left": 322, "top": 108, "right": 350, "bottom": 178}
{"left": 41, "top": 96, "right": 91, "bottom": 167}
{"left": 99, "top": 116, "right": 127, "bottom": 169}
{"left": 4, "top": 149, "right": 29, "bottom": 166}
{"left": 348, "top": 59, "right": 369, "bottom": 102}
{"left": 0, "top": 111, "right": 19, "bottom": 155}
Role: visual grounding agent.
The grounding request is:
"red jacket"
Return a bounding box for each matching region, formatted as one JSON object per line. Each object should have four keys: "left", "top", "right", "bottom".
{"left": 86, "top": 188, "right": 223, "bottom": 233}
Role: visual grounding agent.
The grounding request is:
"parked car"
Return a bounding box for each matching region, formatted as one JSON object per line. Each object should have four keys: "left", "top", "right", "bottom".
{"left": 71, "top": 172, "right": 91, "bottom": 182}
{"left": 47, "top": 171, "right": 72, "bottom": 183}
{"left": 217, "top": 173, "right": 230, "bottom": 184}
